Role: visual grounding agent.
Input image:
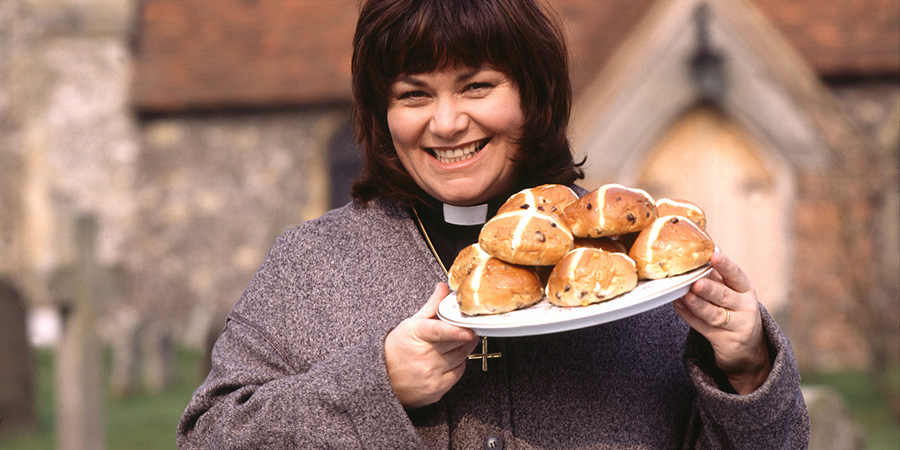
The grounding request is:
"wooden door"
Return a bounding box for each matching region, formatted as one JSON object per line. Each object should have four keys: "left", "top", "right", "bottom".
{"left": 637, "top": 106, "right": 792, "bottom": 312}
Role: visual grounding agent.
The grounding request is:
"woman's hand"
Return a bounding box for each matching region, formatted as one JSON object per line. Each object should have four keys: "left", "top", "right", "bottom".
{"left": 385, "top": 283, "right": 480, "bottom": 409}
{"left": 673, "top": 252, "right": 772, "bottom": 394}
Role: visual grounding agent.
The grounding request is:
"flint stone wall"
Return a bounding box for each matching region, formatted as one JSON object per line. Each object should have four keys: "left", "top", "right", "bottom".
{"left": 126, "top": 110, "right": 346, "bottom": 346}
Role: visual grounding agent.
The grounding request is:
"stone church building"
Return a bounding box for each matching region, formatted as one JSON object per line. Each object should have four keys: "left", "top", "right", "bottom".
{"left": 1, "top": 0, "right": 898, "bottom": 379}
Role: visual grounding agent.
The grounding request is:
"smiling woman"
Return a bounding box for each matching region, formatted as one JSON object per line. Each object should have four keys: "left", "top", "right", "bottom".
{"left": 386, "top": 67, "right": 524, "bottom": 205}
{"left": 350, "top": 0, "right": 581, "bottom": 205}
{"left": 176, "top": 1, "right": 809, "bottom": 448}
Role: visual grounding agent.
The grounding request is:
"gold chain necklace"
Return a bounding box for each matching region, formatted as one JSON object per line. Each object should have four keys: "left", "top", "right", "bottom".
{"left": 411, "top": 206, "right": 449, "bottom": 276}
{"left": 411, "top": 205, "right": 500, "bottom": 371}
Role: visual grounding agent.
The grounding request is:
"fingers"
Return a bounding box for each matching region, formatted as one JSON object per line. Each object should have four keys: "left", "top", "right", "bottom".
{"left": 410, "top": 282, "right": 476, "bottom": 345}
{"left": 677, "top": 252, "right": 759, "bottom": 331}
{"left": 450, "top": 337, "right": 481, "bottom": 362}
{"left": 690, "top": 277, "right": 729, "bottom": 309}
{"left": 673, "top": 293, "right": 728, "bottom": 332}
{"left": 689, "top": 252, "right": 757, "bottom": 313}
{"left": 673, "top": 252, "right": 772, "bottom": 393}
{"left": 385, "top": 298, "right": 478, "bottom": 408}
{"left": 413, "top": 282, "right": 450, "bottom": 319}
{"left": 417, "top": 318, "right": 477, "bottom": 348}
{"left": 710, "top": 252, "right": 752, "bottom": 294}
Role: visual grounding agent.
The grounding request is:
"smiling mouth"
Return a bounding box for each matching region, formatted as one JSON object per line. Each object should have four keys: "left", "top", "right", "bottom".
{"left": 429, "top": 138, "right": 490, "bottom": 164}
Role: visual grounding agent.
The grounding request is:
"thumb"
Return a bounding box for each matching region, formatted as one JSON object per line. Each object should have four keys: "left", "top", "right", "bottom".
{"left": 413, "top": 282, "right": 450, "bottom": 319}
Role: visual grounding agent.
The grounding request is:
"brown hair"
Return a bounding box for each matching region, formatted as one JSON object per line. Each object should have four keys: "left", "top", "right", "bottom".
{"left": 350, "top": 0, "right": 583, "bottom": 205}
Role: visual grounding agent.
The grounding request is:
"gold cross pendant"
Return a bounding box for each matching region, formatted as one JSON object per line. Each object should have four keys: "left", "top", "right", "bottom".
{"left": 467, "top": 336, "right": 502, "bottom": 371}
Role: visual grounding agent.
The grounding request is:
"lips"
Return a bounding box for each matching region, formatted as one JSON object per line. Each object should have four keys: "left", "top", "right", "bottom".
{"left": 429, "top": 138, "right": 491, "bottom": 164}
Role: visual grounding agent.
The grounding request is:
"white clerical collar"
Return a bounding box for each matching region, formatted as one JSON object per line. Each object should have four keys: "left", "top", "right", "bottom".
{"left": 443, "top": 203, "right": 489, "bottom": 226}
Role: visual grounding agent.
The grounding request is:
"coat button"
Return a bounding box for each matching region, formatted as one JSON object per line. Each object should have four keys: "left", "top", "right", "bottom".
{"left": 484, "top": 434, "right": 504, "bottom": 450}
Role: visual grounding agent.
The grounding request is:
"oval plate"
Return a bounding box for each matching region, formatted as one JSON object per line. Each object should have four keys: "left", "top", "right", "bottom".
{"left": 437, "top": 263, "right": 713, "bottom": 337}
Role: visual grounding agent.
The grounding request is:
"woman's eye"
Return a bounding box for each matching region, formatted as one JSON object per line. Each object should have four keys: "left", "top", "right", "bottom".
{"left": 466, "top": 82, "right": 493, "bottom": 92}
{"left": 397, "top": 90, "right": 427, "bottom": 100}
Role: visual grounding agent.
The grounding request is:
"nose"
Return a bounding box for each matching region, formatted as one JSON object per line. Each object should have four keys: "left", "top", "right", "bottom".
{"left": 429, "top": 98, "right": 468, "bottom": 141}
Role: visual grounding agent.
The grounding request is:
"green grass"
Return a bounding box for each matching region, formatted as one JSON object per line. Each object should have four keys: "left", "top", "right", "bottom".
{"left": 803, "top": 366, "right": 900, "bottom": 450}
{"left": 105, "top": 347, "right": 205, "bottom": 450}
{"left": 0, "top": 346, "right": 206, "bottom": 450}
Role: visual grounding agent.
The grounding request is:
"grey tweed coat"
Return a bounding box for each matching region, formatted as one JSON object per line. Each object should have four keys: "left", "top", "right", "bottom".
{"left": 177, "top": 196, "right": 809, "bottom": 449}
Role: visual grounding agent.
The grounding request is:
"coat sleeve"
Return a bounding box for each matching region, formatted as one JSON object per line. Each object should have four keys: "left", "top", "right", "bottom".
{"left": 681, "top": 306, "right": 810, "bottom": 449}
{"left": 176, "top": 236, "right": 428, "bottom": 449}
{"left": 176, "top": 318, "right": 426, "bottom": 449}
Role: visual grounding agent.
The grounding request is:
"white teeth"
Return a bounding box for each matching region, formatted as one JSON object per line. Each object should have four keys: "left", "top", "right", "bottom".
{"left": 432, "top": 140, "right": 485, "bottom": 164}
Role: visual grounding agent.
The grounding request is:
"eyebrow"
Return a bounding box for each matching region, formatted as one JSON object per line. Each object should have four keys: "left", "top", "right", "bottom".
{"left": 394, "top": 68, "right": 484, "bottom": 86}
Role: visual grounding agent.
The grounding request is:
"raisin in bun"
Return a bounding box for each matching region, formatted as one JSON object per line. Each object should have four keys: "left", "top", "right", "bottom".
{"left": 563, "top": 184, "right": 657, "bottom": 238}
{"left": 656, "top": 198, "right": 707, "bottom": 230}
{"left": 496, "top": 184, "right": 578, "bottom": 220}
{"left": 546, "top": 248, "right": 638, "bottom": 307}
{"left": 479, "top": 209, "right": 574, "bottom": 266}
{"left": 448, "top": 243, "right": 492, "bottom": 291}
{"left": 456, "top": 257, "right": 543, "bottom": 316}
{"left": 629, "top": 215, "right": 715, "bottom": 279}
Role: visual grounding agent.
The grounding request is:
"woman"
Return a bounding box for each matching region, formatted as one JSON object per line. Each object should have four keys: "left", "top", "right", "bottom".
{"left": 177, "top": 0, "right": 809, "bottom": 448}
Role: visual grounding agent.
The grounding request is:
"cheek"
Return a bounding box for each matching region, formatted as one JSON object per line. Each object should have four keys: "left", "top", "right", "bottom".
{"left": 386, "top": 109, "right": 422, "bottom": 149}
{"left": 490, "top": 90, "right": 524, "bottom": 131}
{"left": 507, "top": 107, "right": 526, "bottom": 135}
{"left": 488, "top": 102, "right": 525, "bottom": 138}
{"left": 385, "top": 110, "right": 404, "bottom": 144}
{"left": 386, "top": 113, "right": 417, "bottom": 174}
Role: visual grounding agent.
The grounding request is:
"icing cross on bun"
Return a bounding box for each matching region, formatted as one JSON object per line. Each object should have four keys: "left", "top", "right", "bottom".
{"left": 563, "top": 184, "right": 658, "bottom": 238}
{"left": 479, "top": 209, "right": 574, "bottom": 266}
{"left": 496, "top": 184, "right": 578, "bottom": 220}
{"left": 455, "top": 257, "right": 543, "bottom": 316}
{"left": 656, "top": 198, "right": 707, "bottom": 230}
{"left": 448, "top": 243, "right": 492, "bottom": 291}
{"left": 546, "top": 248, "right": 638, "bottom": 307}
{"left": 629, "top": 215, "right": 715, "bottom": 279}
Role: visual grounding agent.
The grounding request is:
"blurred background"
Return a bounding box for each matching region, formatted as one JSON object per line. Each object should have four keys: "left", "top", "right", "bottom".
{"left": 0, "top": 0, "right": 897, "bottom": 448}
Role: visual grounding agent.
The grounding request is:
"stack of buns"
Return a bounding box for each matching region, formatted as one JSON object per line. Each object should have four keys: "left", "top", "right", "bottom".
{"left": 448, "top": 184, "right": 715, "bottom": 316}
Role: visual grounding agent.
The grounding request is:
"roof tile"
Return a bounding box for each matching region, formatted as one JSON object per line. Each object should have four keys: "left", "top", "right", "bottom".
{"left": 131, "top": 0, "right": 900, "bottom": 112}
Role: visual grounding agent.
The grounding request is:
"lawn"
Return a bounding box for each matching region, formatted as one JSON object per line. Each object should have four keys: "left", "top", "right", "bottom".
{"left": 2, "top": 348, "right": 898, "bottom": 449}
{"left": 0, "top": 347, "right": 205, "bottom": 450}
{"left": 803, "top": 366, "right": 900, "bottom": 450}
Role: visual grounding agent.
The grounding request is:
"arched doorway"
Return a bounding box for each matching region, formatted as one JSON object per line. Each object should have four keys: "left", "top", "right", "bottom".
{"left": 636, "top": 106, "right": 794, "bottom": 313}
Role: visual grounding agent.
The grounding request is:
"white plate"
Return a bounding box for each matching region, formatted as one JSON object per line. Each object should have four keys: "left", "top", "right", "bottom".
{"left": 437, "top": 263, "right": 713, "bottom": 337}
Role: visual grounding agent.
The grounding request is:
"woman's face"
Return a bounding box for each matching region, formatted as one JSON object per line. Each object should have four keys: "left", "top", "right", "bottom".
{"left": 386, "top": 66, "right": 523, "bottom": 205}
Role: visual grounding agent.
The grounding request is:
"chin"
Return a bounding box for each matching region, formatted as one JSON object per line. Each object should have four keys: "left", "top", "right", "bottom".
{"left": 430, "top": 175, "right": 513, "bottom": 205}
{"left": 434, "top": 190, "right": 489, "bottom": 206}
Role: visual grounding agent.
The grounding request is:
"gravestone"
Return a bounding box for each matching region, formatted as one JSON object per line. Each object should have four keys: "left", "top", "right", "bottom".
{"left": 0, "top": 279, "right": 36, "bottom": 434}
{"left": 802, "top": 385, "right": 866, "bottom": 450}
{"left": 109, "top": 314, "right": 141, "bottom": 397}
{"left": 54, "top": 216, "right": 106, "bottom": 450}
{"left": 143, "top": 323, "right": 175, "bottom": 393}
